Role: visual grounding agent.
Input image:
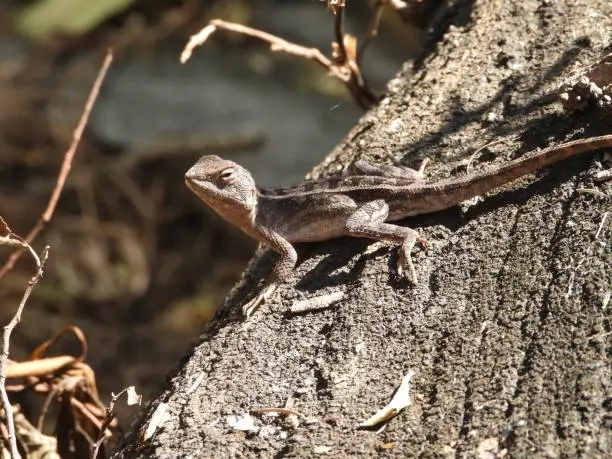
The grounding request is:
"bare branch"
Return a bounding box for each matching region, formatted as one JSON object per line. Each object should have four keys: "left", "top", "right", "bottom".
{"left": 90, "top": 386, "right": 141, "bottom": 459}
{"left": 0, "top": 246, "right": 49, "bottom": 458}
{"left": 359, "top": 1, "right": 385, "bottom": 62}
{"left": 182, "top": 20, "right": 334, "bottom": 73}
{"left": 181, "top": 17, "right": 376, "bottom": 110}
{"left": 331, "top": 2, "right": 348, "bottom": 65}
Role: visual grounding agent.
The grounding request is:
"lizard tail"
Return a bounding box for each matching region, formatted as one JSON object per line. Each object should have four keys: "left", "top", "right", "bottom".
{"left": 421, "top": 134, "right": 612, "bottom": 212}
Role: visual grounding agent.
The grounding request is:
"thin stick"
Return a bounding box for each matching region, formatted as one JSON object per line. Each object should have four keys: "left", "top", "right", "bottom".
{"left": 90, "top": 386, "right": 140, "bottom": 459}
{"left": 0, "top": 246, "right": 49, "bottom": 458}
{"left": 0, "top": 236, "right": 40, "bottom": 268}
{"left": 332, "top": 2, "right": 348, "bottom": 65}
{"left": 182, "top": 21, "right": 335, "bottom": 74}
{"left": 181, "top": 19, "right": 376, "bottom": 109}
{"left": 358, "top": 0, "right": 384, "bottom": 62}
{"left": 290, "top": 291, "right": 345, "bottom": 314}
{"left": 0, "top": 51, "right": 113, "bottom": 280}
{"left": 90, "top": 394, "right": 119, "bottom": 459}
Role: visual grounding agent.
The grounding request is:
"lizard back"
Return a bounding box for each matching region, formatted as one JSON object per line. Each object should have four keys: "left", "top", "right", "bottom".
{"left": 260, "top": 134, "right": 612, "bottom": 221}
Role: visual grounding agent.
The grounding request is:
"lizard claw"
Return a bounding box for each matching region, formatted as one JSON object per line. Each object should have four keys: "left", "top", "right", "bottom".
{"left": 242, "top": 296, "right": 263, "bottom": 318}
{"left": 417, "top": 236, "right": 430, "bottom": 249}
{"left": 242, "top": 282, "right": 278, "bottom": 317}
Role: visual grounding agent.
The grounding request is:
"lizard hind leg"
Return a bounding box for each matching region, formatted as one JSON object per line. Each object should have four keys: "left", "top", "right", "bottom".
{"left": 345, "top": 200, "right": 424, "bottom": 284}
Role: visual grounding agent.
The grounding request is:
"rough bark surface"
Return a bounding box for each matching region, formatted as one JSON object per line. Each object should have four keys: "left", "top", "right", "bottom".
{"left": 114, "top": 1, "right": 611, "bottom": 457}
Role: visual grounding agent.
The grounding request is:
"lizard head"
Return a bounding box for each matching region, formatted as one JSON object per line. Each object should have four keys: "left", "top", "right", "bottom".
{"left": 185, "top": 155, "right": 258, "bottom": 220}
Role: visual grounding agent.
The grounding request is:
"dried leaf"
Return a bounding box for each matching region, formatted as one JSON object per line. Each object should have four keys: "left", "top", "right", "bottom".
{"left": 227, "top": 413, "right": 258, "bottom": 432}
{"left": 359, "top": 370, "right": 415, "bottom": 427}
{"left": 14, "top": 412, "right": 60, "bottom": 459}
{"left": 380, "top": 442, "right": 397, "bottom": 449}
{"left": 6, "top": 355, "right": 76, "bottom": 379}
{"left": 31, "top": 325, "right": 88, "bottom": 361}
{"left": 125, "top": 386, "right": 142, "bottom": 406}
{"left": 142, "top": 403, "right": 171, "bottom": 442}
{"left": 313, "top": 445, "right": 332, "bottom": 454}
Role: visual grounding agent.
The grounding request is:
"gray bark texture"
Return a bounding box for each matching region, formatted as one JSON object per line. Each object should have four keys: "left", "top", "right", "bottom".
{"left": 113, "top": 1, "right": 611, "bottom": 457}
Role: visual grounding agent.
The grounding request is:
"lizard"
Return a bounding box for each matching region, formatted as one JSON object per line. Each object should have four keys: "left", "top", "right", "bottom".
{"left": 185, "top": 134, "right": 612, "bottom": 317}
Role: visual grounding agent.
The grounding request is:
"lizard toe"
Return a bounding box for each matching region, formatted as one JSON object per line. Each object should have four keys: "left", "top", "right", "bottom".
{"left": 242, "top": 282, "right": 278, "bottom": 317}
{"left": 397, "top": 250, "right": 418, "bottom": 285}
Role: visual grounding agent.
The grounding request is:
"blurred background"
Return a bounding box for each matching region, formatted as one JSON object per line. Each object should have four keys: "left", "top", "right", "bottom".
{"left": 0, "top": 0, "right": 427, "bottom": 431}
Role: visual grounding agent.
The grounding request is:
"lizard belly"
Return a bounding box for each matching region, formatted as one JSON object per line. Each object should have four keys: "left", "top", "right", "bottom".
{"left": 258, "top": 193, "right": 357, "bottom": 243}
{"left": 285, "top": 214, "right": 351, "bottom": 242}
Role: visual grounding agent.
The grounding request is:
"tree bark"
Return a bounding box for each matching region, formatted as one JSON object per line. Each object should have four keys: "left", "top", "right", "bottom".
{"left": 113, "top": 1, "right": 611, "bottom": 457}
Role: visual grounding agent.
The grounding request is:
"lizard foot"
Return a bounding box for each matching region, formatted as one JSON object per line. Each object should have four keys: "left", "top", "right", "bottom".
{"left": 397, "top": 236, "right": 429, "bottom": 284}
{"left": 242, "top": 282, "right": 278, "bottom": 317}
{"left": 417, "top": 236, "right": 431, "bottom": 249}
{"left": 397, "top": 251, "right": 418, "bottom": 284}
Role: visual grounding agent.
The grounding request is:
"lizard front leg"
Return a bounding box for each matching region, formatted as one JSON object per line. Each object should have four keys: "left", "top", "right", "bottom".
{"left": 243, "top": 228, "right": 297, "bottom": 317}
{"left": 345, "top": 200, "right": 427, "bottom": 284}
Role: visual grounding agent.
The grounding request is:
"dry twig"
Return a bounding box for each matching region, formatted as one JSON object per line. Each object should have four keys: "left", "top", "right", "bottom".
{"left": 0, "top": 245, "right": 49, "bottom": 458}
{"left": 181, "top": 6, "right": 377, "bottom": 109}
{"left": 90, "top": 387, "right": 141, "bottom": 459}
{"left": 359, "top": 1, "right": 385, "bottom": 61}
{"left": 331, "top": 1, "right": 348, "bottom": 63}
{"left": 0, "top": 51, "right": 113, "bottom": 280}
{"left": 290, "top": 291, "right": 345, "bottom": 314}
{"left": 359, "top": 0, "right": 424, "bottom": 58}
{"left": 0, "top": 218, "right": 40, "bottom": 269}
{"left": 1, "top": 324, "right": 119, "bottom": 456}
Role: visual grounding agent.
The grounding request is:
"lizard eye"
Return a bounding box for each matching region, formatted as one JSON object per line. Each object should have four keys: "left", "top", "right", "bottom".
{"left": 219, "top": 167, "right": 236, "bottom": 184}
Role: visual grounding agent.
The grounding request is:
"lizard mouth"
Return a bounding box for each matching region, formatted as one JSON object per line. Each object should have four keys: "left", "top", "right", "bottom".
{"left": 184, "top": 177, "right": 207, "bottom": 200}
{"left": 184, "top": 176, "right": 196, "bottom": 192}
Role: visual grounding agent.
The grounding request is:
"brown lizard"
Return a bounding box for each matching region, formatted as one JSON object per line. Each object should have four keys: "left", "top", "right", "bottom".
{"left": 185, "top": 134, "right": 612, "bottom": 316}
